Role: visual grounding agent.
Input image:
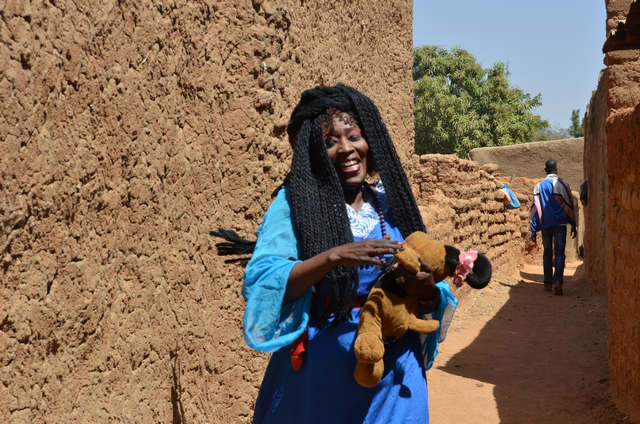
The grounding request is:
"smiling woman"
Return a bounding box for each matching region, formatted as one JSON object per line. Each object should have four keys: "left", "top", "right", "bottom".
{"left": 323, "top": 108, "right": 371, "bottom": 210}
{"left": 223, "top": 84, "right": 458, "bottom": 424}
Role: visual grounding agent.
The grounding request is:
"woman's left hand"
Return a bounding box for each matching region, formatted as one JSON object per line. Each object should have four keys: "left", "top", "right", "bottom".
{"left": 394, "top": 256, "right": 438, "bottom": 301}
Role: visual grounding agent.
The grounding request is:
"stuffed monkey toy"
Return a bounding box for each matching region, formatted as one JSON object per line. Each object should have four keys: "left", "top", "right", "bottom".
{"left": 353, "top": 231, "right": 492, "bottom": 387}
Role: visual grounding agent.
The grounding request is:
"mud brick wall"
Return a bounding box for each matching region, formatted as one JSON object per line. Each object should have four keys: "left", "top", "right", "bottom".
{"left": 411, "top": 154, "right": 540, "bottom": 300}
{"left": 469, "top": 141, "right": 585, "bottom": 263}
{"left": 584, "top": 69, "right": 609, "bottom": 297}
{"left": 469, "top": 138, "right": 585, "bottom": 190}
{"left": 604, "top": 105, "right": 640, "bottom": 423}
{"left": 0, "top": 0, "right": 414, "bottom": 422}
{"left": 604, "top": 0, "right": 640, "bottom": 420}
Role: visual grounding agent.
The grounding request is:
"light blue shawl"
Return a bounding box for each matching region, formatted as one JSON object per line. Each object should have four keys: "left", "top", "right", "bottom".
{"left": 242, "top": 187, "right": 457, "bottom": 370}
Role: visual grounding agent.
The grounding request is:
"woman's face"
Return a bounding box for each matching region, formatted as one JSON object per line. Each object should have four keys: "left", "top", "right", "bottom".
{"left": 324, "top": 112, "right": 369, "bottom": 190}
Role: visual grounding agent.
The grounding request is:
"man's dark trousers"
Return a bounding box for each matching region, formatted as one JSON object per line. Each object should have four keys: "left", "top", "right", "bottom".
{"left": 541, "top": 225, "right": 567, "bottom": 287}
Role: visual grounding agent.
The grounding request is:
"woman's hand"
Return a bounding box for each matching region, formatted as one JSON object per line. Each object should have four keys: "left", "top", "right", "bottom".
{"left": 285, "top": 235, "right": 403, "bottom": 304}
{"left": 328, "top": 234, "right": 404, "bottom": 267}
{"left": 394, "top": 256, "right": 438, "bottom": 301}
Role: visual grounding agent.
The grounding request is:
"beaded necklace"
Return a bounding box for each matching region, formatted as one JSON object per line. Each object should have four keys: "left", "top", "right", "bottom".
{"left": 367, "top": 185, "right": 387, "bottom": 237}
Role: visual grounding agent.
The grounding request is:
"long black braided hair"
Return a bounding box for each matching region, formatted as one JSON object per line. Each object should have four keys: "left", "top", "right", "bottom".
{"left": 285, "top": 84, "right": 426, "bottom": 328}
{"left": 212, "top": 84, "right": 426, "bottom": 328}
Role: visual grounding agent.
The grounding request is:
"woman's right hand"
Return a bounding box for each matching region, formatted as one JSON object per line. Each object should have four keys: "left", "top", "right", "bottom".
{"left": 285, "top": 235, "right": 403, "bottom": 304}
{"left": 328, "top": 234, "right": 404, "bottom": 267}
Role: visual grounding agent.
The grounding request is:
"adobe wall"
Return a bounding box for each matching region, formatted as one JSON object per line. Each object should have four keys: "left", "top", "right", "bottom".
{"left": 468, "top": 138, "right": 585, "bottom": 190}
{"left": 605, "top": 105, "right": 640, "bottom": 423}
{"left": 583, "top": 70, "right": 609, "bottom": 297}
{"left": 604, "top": 0, "right": 640, "bottom": 420}
{"left": 0, "top": 1, "right": 414, "bottom": 423}
{"left": 411, "top": 154, "right": 542, "bottom": 300}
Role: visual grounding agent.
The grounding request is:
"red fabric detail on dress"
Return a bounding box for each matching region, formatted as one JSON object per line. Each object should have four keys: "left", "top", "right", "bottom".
{"left": 290, "top": 328, "right": 308, "bottom": 371}
{"left": 290, "top": 294, "right": 368, "bottom": 371}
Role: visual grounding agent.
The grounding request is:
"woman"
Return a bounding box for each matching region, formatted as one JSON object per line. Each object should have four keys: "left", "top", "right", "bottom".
{"left": 241, "top": 84, "right": 457, "bottom": 423}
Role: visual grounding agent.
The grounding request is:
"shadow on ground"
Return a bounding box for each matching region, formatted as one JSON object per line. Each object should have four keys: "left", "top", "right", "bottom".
{"left": 433, "top": 264, "right": 632, "bottom": 424}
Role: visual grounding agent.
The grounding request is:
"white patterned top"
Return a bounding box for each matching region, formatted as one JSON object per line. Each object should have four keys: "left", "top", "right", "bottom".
{"left": 345, "top": 182, "right": 390, "bottom": 238}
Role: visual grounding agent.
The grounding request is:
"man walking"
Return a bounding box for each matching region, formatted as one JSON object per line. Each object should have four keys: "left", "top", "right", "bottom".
{"left": 530, "top": 159, "right": 577, "bottom": 295}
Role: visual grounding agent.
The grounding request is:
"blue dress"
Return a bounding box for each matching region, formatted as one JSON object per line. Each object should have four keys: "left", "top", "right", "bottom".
{"left": 243, "top": 184, "right": 457, "bottom": 424}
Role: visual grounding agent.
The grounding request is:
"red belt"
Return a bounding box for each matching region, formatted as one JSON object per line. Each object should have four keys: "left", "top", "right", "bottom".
{"left": 290, "top": 294, "right": 368, "bottom": 371}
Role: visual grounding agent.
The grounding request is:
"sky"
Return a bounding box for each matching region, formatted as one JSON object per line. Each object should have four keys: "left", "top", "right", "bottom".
{"left": 413, "top": 0, "right": 606, "bottom": 129}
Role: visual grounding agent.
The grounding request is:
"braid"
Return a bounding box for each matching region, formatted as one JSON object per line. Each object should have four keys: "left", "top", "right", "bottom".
{"left": 289, "top": 117, "right": 358, "bottom": 328}
{"left": 345, "top": 90, "right": 426, "bottom": 236}
{"left": 286, "top": 84, "right": 424, "bottom": 328}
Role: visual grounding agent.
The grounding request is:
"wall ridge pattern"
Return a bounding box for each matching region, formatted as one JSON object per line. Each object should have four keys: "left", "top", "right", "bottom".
{"left": 0, "top": 0, "right": 414, "bottom": 422}
{"left": 411, "top": 154, "right": 543, "bottom": 300}
{"left": 602, "top": 0, "right": 640, "bottom": 420}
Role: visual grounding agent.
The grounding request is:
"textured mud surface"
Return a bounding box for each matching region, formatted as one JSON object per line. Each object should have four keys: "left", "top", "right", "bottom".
{"left": 0, "top": 0, "right": 414, "bottom": 422}
{"left": 2, "top": 0, "right": 632, "bottom": 422}
{"left": 412, "top": 154, "right": 543, "bottom": 303}
{"left": 601, "top": 0, "right": 640, "bottom": 419}
{"left": 583, "top": 69, "right": 608, "bottom": 298}
{"left": 469, "top": 138, "right": 585, "bottom": 190}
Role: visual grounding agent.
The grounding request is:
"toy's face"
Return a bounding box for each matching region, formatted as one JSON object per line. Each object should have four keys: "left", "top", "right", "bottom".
{"left": 398, "top": 232, "right": 453, "bottom": 282}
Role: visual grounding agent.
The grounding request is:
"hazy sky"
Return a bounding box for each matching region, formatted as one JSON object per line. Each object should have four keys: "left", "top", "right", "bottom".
{"left": 413, "top": 0, "right": 606, "bottom": 129}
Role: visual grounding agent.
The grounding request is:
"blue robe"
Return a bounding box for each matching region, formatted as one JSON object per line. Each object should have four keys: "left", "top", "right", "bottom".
{"left": 243, "top": 185, "right": 457, "bottom": 424}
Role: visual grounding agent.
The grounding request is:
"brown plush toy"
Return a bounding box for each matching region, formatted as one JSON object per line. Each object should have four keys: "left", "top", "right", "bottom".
{"left": 353, "top": 231, "right": 492, "bottom": 387}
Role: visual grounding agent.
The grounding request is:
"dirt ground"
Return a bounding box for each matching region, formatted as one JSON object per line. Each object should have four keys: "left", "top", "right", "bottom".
{"left": 428, "top": 261, "right": 636, "bottom": 424}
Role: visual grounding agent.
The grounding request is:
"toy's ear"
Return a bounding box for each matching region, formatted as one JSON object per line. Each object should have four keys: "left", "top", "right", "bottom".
{"left": 444, "top": 245, "right": 460, "bottom": 277}
{"left": 466, "top": 253, "right": 492, "bottom": 289}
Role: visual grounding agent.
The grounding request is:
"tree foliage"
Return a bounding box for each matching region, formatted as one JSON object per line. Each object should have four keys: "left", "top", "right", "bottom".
{"left": 568, "top": 109, "right": 584, "bottom": 138}
{"left": 537, "top": 122, "right": 570, "bottom": 141}
{"left": 413, "top": 45, "right": 548, "bottom": 158}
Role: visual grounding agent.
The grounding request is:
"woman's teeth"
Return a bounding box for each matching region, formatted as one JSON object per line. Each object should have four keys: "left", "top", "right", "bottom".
{"left": 341, "top": 160, "right": 360, "bottom": 172}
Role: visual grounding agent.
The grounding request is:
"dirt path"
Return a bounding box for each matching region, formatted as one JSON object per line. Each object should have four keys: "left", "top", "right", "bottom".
{"left": 427, "top": 261, "right": 635, "bottom": 424}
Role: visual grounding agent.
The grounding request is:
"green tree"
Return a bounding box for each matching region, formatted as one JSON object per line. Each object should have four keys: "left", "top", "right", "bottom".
{"left": 537, "top": 122, "right": 570, "bottom": 141}
{"left": 413, "top": 45, "right": 548, "bottom": 158}
{"left": 568, "top": 109, "right": 584, "bottom": 138}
